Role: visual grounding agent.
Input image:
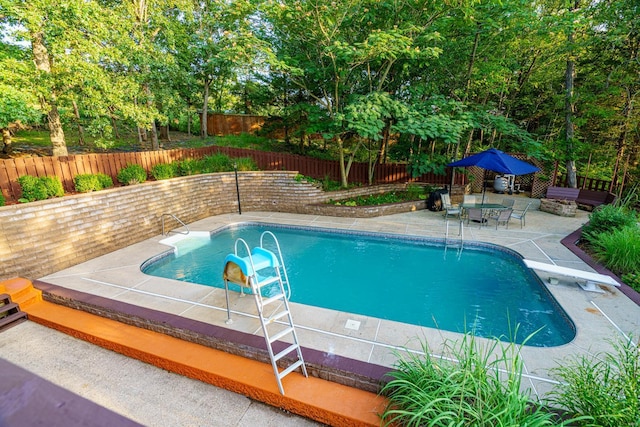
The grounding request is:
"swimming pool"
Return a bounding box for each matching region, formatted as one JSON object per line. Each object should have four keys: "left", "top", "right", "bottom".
{"left": 142, "top": 223, "right": 576, "bottom": 347}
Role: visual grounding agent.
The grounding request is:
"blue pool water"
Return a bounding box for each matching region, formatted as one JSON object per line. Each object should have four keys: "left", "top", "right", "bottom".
{"left": 142, "top": 223, "right": 575, "bottom": 347}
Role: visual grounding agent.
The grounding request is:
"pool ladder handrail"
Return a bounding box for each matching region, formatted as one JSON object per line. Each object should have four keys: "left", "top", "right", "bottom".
{"left": 161, "top": 213, "right": 189, "bottom": 236}
{"left": 445, "top": 218, "right": 464, "bottom": 246}
{"left": 227, "top": 232, "right": 307, "bottom": 395}
{"left": 444, "top": 218, "right": 464, "bottom": 259}
{"left": 260, "top": 230, "right": 292, "bottom": 300}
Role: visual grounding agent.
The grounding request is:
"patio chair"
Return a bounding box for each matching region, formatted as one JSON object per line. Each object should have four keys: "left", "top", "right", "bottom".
{"left": 511, "top": 202, "right": 532, "bottom": 228}
{"left": 441, "top": 193, "right": 461, "bottom": 220}
{"left": 466, "top": 208, "right": 485, "bottom": 226}
{"left": 488, "top": 208, "right": 513, "bottom": 229}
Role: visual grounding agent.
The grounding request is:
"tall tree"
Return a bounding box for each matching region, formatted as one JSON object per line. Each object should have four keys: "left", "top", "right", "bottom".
{"left": 0, "top": 42, "right": 40, "bottom": 153}
{"left": 0, "top": 0, "right": 73, "bottom": 155}
{"left": 261, "top": 0, "right": 446, "bottom": 186}
{"left": 563, "top": 0, "right": 581, "bottom": 188}
{"left": 183, "top": 0, "right": 262, "bottom": 139}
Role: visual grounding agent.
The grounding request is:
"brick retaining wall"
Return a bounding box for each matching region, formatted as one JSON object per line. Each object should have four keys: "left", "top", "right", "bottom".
{"left": 0, "top": 172, "right": 423, "bottom": 281}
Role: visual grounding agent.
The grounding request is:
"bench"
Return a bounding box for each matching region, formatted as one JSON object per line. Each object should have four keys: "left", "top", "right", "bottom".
{"left": 575, "top": 189, "right": 617, "bottom": 209}
{"left": 545, "top": 186, "right": 579, "bottom": 201}
{"left": 523, "top": 259, "right": 620, "bottom": 293}
{"left": 545, "top": 186, "right": 617, "bottom": 210}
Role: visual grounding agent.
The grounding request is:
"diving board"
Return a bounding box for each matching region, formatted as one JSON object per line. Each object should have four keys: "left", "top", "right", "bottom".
{"left": 523, "top": 259, "right": 620, "bottom": 293}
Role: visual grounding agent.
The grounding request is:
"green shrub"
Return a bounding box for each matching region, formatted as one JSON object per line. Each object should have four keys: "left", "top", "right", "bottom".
{"left": 548, "top": 336, "right": 640, "bottom": 427}
{"left": 233, "top": 156, "right": 258, "bottom": 171}
{"left": 175, "top": 158, "right": 204, "bottom": 176}
{"left": 406, "top": 184, "right": 426, "bottom": 200}
{"left": 0, "top": 192, "right": 5, "bottom": 206}
{"left": 590, "top": 225, "right": 640, "bottom": 275}
{"left": 380, "top": 334, "right": 565, "bottom": 426}
{"left": 582, "top": 204, "right": 638, "bottom": 244}
{"left": 97, "top": 173, "right": 113, "bottom": 189}
{"left": 74, "top": 173, "right": 114, "bottom": 192}
{"left": 621, "top": 272, "right": 640, "bottom": 292}
{"left": 40, "top": 176, "right": 64, "bottom": 197}
{"left": 117, "top": 164, "right": 147, "bottom": 185}
{"left": 18, "top": 175, "right": 47, "bottom": 202}
{"left": 75, "top": 174, "right": 100, "bottom": 193}
{"left": 202, "top": 153, "right": 233, "bottom": 173}
{"left": 151, "top": 163, "right": 177, "bottom": 180}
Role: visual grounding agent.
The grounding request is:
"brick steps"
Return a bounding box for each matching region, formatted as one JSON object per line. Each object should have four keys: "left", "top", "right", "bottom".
{"left": 0, "top": 277, "right": 43, "bottom": 308}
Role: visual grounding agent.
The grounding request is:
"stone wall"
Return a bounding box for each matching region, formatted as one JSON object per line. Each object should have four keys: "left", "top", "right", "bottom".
{"left": 0, "top": 172, "right": 422, "bottom": 281}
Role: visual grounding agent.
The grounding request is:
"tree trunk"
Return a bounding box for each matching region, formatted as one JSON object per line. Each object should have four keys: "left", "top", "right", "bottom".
{"left": 72, "top": 100, "right": 85, "bottom": 145}
{"left": 201, "top": 80, "right": 210, "bottom": 139}
{"left": 31, "top": 31, "right": 67, "bottom": 156}
{"left": 609, "top": 87, "right": 633, "bottom": 192}
{"left": 2, "top": 128, "right": 12, "bottom": 154}
{"left": 378, "top": 121, "right": 391, "bottom": 164}
{"left": 111, "top": 116, "right": 120, "bottom": 139}
{"left": 564, "top": 2, "right": 579, "bottom": 188}
{"left": 149, "top": 121, "right": 159, "bottom": 150}
{"left": 143, "top": 84, "right": 159, "bottom": 150}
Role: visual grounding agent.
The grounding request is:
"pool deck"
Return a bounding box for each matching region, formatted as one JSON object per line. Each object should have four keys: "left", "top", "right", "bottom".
{"left": 3, "top": 193, "right": 640, "bottom": 426}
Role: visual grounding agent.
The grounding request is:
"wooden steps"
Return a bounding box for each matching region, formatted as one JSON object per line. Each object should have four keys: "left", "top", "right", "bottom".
{"left": 0, "top": 293, "right": 28, "bottom": 332}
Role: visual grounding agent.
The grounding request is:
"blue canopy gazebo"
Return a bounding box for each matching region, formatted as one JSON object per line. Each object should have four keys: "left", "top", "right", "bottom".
{"left": 447, "top": 148, "right": 540, "bottom": 203}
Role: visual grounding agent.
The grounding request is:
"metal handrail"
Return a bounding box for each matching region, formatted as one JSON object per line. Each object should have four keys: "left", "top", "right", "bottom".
{"left": 161, "top": 213, "right": 189, "bottom": 236}
{"left": 260, "top": 231, "right": 291, "bottom": 300}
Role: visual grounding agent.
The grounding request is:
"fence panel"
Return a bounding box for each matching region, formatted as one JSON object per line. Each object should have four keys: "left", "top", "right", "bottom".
{"left": 556, "top": 173, "right": 615, "bottom": 193}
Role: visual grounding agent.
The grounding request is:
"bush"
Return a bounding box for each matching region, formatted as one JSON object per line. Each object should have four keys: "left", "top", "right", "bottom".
{"left": 233, "top": 156, "right": 258, "bottom": 171}
{"left": 590, "top": 225, "right": 640, "bottom": 276}
{"left": 97, "top": 173, "right": 114, "bottom": 189}
{"left": 174, "top": 154, "right": 256, "bottom": 175}
{"left": 18, "top": 175, "right": 63, "bottom": 202}
{"left": 175, "top": 158, "right": 204, "bottom": 176}
{"left": 406, "top": 184, "right": 427, "bottom": 200}
{"left": 380, "top": 334, "right": 564, "bottom": 426}
{"left": 548, "top": 336, "right": 640, "bottom": 427}
{"left": 40, "top": 176, "right": 64, "bottom": 197}
{"left": 622, "top": 272, "right": 640, "bottom": 292}
{"left": 74, "top": 173, "right": 114, "bottom": 193}
{"left": 0, "top": 192, "right": 5, "bottom": 206}
{"left": 151, "top": 163, "right": 177, "bottom": 180}
{"left": 202, "top": 153, "right": 233, "bottom": 172}
{"left": 581, "top": 204, "right": 638, "bottom": 244}
{"left": 117, "top": 164, "right": 147, "bottom": 185}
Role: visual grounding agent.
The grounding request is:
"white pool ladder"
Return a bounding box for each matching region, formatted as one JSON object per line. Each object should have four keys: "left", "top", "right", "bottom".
{"left": 222, "top": 231, "right": 307, "bottom": 395}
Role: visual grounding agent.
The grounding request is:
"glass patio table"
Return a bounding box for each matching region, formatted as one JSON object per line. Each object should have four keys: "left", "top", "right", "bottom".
{"left": 460, "top": 203, "right": 509, "bottom": 222}
{"left": 460, "top": 203, "right": 508, "bottom": 210}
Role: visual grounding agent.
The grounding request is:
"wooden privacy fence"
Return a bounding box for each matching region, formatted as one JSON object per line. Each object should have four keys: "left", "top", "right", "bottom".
{"left": 204, "top": 113, "right": 266, "bottom": 136}
{"left": 0, "top": 146, "right": 455, "bottom": 203}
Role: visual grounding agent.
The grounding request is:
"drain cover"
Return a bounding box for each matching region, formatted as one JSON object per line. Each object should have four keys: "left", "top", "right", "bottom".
{"left": 345, "top": 319, "right": 361, "bottom": 331}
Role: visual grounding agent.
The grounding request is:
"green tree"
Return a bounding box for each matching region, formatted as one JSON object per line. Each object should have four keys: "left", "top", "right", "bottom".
{"left": 261, "top": 0, "right": 446, "bottom": 186}
{"left": 0, "top": 43, "right": 40, "bottom": 153}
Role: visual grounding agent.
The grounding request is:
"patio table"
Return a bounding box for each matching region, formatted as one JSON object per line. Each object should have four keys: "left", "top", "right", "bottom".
{"left": 460, "top": 203, "right": 508, "bottom": 210}
{"left": 460, "top": 203, "right": 509, "bottom": 222}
